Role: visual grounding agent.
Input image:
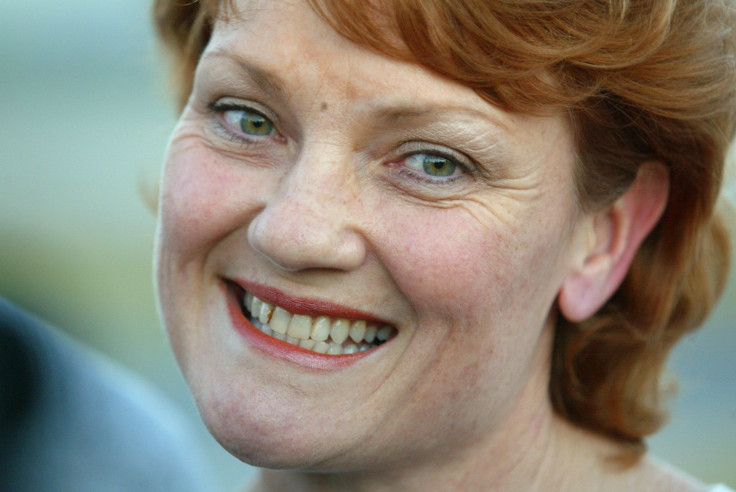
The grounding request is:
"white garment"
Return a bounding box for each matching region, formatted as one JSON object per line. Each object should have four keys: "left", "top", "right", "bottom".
{"left": 711, "top": 485, "right": 736, "bottom": 492}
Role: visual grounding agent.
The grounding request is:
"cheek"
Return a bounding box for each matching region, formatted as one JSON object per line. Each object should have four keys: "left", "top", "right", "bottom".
{"left": 160, "top": 144, "right": 228, "bottom": 256}
{"left": 372, "top": 197, "right": 574, "bottom": 339}
{"left": 157, "top": 137, "right": 259, "bottom": 264}
{"left": 366, "top": 204, "right": 573, "bottom": 434}
{"left": 371, "top": 207, "right": 521, "bottom": 319}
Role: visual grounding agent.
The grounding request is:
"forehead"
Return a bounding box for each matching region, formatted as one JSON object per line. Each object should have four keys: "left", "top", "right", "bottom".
{"left": 209, "top": 1, "right": 444, "bottom": 90}
{"left": 207, "top": 1, "right": 518, "bottom": 125}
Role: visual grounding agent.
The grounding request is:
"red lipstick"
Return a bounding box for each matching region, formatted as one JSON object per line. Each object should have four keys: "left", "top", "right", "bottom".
{"left": 233, "top": 278, "right": 388, "bottom": 323}
{"left": 223, "top": 279, "right": 388, "bottom": 370}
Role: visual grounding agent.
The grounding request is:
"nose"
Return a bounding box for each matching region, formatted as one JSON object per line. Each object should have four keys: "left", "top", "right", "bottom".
{"left": 247, "top": 155, "right": 367, "bottom": 272}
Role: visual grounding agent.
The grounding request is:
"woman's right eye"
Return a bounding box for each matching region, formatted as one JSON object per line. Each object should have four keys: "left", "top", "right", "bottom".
{"left": 206, "top": 99, "right": 278, "bottom": 143}
{"left": 222, "top": 107, "right": 276, "bottom": 137}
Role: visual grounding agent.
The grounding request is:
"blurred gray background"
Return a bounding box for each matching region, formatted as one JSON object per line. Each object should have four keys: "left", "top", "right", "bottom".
{"left": 0, "top": 1, "right": 733, "bottom": 490}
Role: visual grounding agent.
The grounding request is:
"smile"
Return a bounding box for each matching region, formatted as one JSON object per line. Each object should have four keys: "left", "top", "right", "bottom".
{"left": 228, "top": 281, "right": 397, "bottom": 356}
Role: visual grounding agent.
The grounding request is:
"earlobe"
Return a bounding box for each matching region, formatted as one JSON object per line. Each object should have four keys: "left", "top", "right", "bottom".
{"left": 559, "top": 161, "right": 670, "bottom": 322}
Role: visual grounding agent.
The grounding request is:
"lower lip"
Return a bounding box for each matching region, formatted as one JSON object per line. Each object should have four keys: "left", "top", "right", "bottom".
{"left": 224, "top": 284, "right": 373, "bottom": 370}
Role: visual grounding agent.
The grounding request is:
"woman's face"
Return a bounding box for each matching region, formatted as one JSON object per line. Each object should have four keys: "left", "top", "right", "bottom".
{"left": 156, "top": 0, "right": 590, "bottom": 472}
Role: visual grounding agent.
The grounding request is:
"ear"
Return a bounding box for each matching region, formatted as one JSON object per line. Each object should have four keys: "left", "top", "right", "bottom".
{"left": 558, "top": 161, "right": 670, "bottom": 322}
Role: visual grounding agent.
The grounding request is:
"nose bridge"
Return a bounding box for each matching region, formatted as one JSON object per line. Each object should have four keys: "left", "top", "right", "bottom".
{"left": 247, "top": 147, "right": 365, "bottom": 271}
{"left": 290, "top": 148, "right": 355, "bottom": 217}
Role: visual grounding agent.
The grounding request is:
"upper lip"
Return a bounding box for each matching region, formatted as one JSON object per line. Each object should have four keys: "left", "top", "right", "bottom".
{"left": 227, "top": 277, "right": 395, "bottom": 325}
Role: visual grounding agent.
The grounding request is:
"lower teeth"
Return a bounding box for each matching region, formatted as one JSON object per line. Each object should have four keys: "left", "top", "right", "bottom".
{"left": 250, "top": 315, "right": 375, "bottom": 355}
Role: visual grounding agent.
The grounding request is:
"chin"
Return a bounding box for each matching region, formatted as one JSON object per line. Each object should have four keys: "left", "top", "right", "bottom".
{"left": 190, "top": 376, "right": 348, "bottom": 471}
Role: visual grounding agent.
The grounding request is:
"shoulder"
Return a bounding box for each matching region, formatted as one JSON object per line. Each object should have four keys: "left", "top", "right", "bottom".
{"left": 630, "top": 456, "right": 712, "bottom": 492}
{"left": 550, "top": 420, "right": 711, "bottom": 492}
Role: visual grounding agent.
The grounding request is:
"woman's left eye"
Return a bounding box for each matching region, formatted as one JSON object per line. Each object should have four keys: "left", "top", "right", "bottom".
{"left": 404, "top": 153, "right": 463, "bottom": 179}
{"left": 222, "top": 108, "right": 275, "bottom": 137}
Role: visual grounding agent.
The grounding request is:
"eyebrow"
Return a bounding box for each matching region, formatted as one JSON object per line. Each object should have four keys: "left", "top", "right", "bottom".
{"left": 202, "top": 48, "right": 287, "bottom": 96}
{"left": 372, "top": 105, "right": 512, "bottom": 134}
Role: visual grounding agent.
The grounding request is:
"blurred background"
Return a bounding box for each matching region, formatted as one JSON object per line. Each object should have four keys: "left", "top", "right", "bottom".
{"left": 0, "top": 1, "right": 733, "bottom": 490}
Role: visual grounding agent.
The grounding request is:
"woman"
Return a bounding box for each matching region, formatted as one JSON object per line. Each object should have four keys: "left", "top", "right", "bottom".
{"left": 152, "top": 0, "right": 735, "bottom": 490}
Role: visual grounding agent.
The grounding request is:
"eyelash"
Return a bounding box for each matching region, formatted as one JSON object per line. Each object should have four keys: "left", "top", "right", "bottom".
{"left": 391, "top": 145, "right": 475, "bottom": 186}
{"left": 207, "top": 100, "right": 279, "bottom": 145}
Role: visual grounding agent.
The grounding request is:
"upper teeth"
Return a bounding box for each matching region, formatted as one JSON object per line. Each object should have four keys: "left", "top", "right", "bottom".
{"left": 244, "top": 292, "right": 395, "bottom": 355}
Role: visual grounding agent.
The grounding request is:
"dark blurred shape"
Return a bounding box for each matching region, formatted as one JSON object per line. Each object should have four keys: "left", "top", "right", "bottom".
{"left": 0, "top": 296, "right": 211, "bottom": 492}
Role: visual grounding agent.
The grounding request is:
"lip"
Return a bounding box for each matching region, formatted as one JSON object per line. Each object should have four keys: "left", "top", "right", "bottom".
{"left": 233, "top": 278, "right": 389, "bottom": 323}
{"left": 223, "top": 278, "right": 391, "bottom": 370}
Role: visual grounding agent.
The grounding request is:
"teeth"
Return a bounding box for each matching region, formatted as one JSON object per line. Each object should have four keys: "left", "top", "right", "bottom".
{"left": 330, "top": 319, "right": 350, "bottom": 345}
{"left": 272, "top": 331, "right": 286, "bottom": 341}
{"left": 287, "top": 314, "right": 312, "bottom": 340}
{"left": 377, "top": 325, "right": 393, "bottom": 341}
{"left": 364, "top": 325, "right": 376, "bottom": 343}
{"left": 270, "top": 307, "right": 291, "bottom": 335}
{"left": 313, "top": 341, "right": 330, "bottom": 354}
{"left": 258, "top": 301, "right": 273, "bottom": 324}
{"left": 349, "top": 320, "right": 366, "bottom": 343}
{"left": 251, "top": 297, "right": 263, "bottom": 320}
{"left": 299, "top": 339, "right": 316, "bottom": 350}
{"left": 311, "top": 316, "right": 331, "bottom": 342}
{"left": 242, "top": 292, "right": 396, "bottom": 355}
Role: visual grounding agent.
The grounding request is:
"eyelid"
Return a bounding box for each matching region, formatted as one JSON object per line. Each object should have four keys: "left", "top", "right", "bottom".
{"left": 395, "top": 141, "right": 477, "bottom": 174}
{"left": 208, "top": 97, "right": 276, "bottom": 119}
{"left": 207, "top": 97, "right": 282, "bottom": 139}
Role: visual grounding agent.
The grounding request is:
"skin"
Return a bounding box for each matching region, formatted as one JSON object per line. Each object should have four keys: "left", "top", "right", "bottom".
{"left": 155, "top": 1, "right": 704, "bottom": 490}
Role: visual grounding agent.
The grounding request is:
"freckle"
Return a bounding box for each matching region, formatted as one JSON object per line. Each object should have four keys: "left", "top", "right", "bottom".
{"left": 320, "top": 102, "right": 328, "bottom": 111}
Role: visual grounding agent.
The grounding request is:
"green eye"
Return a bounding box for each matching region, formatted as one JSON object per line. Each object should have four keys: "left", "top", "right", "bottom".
{"left": 405, "top": 153, "right": 458, "bottom": 178}
{"left": 224, "top": 108, "right": 275, "bottom": 136}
